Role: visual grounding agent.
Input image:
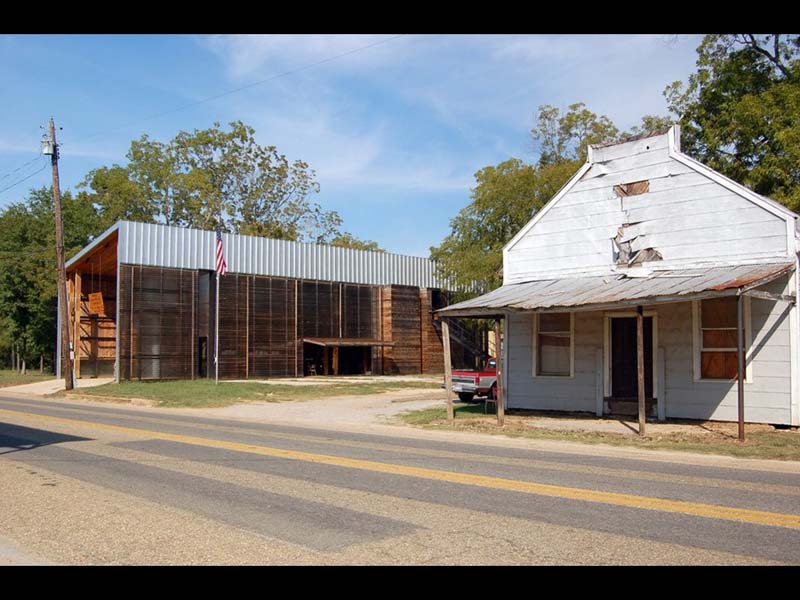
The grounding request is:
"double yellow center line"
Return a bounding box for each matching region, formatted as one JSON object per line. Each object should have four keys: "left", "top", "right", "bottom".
{"left": 2, "top": 407, "right": 799, "bottom": 530}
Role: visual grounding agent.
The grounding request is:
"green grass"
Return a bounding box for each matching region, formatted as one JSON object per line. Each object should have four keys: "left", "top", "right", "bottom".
{"left": 0, "top": 369, "right": 55, "bottom": 388}
{"left": 399, "top": 404, "right": 800, "bottom": 461}
{"left": 70, "top": 378, "right": 441, "bottom": 409}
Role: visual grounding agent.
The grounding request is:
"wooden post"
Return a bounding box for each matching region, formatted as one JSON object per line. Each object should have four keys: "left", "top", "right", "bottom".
{"left": 737, "top": 292, "right": 746, "bottom": 442}
{"left": 323, "top": 346, "right": 329, "bottom": 375}
{"left": 442, "top": 318, "right": 454, "bottom": 422}
{"left": 40, "top": 354, "right": 44, "bottom": 374}
{"left": 74, "top": 271, "right": 81, "bottom": 380}
{"left": 637, "top": 305, "right": 646, "bottom": 436}
{"left": 332, "top": 346, "right": 339, "bottom": 375}
{"left": 495, "top": 317, "right": 505, "bottom": 426}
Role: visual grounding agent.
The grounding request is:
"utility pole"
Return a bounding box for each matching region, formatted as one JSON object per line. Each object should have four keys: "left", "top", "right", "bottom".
{"left": 45, "top": 118, "right": 74, "bottom": 390}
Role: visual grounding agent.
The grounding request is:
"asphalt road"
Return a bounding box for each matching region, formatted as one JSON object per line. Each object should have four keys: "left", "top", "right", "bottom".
{"left": 1, "top": 394, "right": 799, "bottom": 565}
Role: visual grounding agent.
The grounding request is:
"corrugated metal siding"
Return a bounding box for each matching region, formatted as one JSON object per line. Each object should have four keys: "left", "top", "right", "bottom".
{"left": 115, "top": 221, "right": 446, "bottom": 288}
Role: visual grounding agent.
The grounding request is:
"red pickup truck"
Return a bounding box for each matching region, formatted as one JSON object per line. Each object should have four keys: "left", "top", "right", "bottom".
{"left": 447, "top": 358, "right": 497, "bottom": 403}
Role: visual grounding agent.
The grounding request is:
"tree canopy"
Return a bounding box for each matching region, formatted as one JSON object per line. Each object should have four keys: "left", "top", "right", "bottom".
{"left": 80, "top": 120, "right": 378, "bottom": 245}
{"left": 665, "top": 34, "right": 800, "bottom": 210}
{"left": 432, "top": 104, "right": 669, "bottom": 295}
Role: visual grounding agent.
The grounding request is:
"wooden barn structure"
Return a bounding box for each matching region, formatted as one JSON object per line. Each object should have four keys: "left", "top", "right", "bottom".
{"left": 59, "top": 221, "right": 482, "bottom": 381}
{"left": 440, "top": 126, "right": 800, "bottom": 432}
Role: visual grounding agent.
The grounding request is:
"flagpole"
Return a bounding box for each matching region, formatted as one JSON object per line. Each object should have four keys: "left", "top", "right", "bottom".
{"left": 215, "top": 269, "right": 220, "bottom": 385}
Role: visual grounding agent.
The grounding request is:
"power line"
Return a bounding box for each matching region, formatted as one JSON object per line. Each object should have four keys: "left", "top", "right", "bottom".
{"left": 0, "top": 158, "right": 47, "bottom": 195}
{"left": 75, "top": 34, "right": 408, "bottom": 144}
{"left": 0, "top": 152, "right": 44, "bottom": 182}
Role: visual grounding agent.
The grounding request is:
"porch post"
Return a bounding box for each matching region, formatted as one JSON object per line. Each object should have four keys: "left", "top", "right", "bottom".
{"left": 737, "top": 292, "right": 746, "bottom": 442}
{"left": 495, "top": 316, "right": 505, "bottom": 426}
{"left": 637, "top": 305, "right": 646, "bottom": 435}
{"left": 442, "top": 318, "right": 454, "bottom": 422}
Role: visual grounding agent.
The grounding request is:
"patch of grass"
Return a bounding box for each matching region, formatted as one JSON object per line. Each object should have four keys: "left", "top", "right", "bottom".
{"left": 0, "top": 369, "right": 55, "bottom": 388}
{"left": 398, "top": 405, "right": 800, "bottom": 461}
{"left": 69, "top": 378, "right": 441, "bottom": 408}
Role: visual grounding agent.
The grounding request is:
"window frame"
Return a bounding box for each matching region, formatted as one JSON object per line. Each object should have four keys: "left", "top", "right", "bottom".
{"left": 692, "top": 297, "right": 752, "bottom": 383}
{"left": 532, "top": 312, "right": 574, "bottom": 378}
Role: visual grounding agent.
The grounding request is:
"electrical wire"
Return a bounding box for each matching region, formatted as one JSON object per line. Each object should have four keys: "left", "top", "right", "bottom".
{"left": 0, "top": 158, "right": 48, "bottom": 195}
{"left": 75, "top": 34, "right": 408, "bottom": 143}
{"left": 0, "top": 152, "right": 44, "bottom": 182}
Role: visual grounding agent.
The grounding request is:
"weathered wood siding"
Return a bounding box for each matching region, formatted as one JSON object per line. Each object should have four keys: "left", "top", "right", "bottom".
{"left": 505, "top": 136, "right": 789, "bottom": 283}
{"left": 505, "top": 274, "right": 794, "bottom": 424}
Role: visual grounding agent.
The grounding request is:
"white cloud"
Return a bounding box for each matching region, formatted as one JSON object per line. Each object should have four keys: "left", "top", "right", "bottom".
{"left": 199, "top": 34, "right": 410, "bottom": 80}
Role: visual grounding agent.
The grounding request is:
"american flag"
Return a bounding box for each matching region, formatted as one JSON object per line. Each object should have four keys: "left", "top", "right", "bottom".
{"left": 215, "top": 230, "right": 228, "bottom": 276}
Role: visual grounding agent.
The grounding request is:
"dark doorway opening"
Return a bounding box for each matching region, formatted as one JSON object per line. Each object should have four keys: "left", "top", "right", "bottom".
{"left": 198, "top": 336, "right": 208, "bottom": 378}
{"left": 610, "top": 316, "right": 654, "bottom": 401}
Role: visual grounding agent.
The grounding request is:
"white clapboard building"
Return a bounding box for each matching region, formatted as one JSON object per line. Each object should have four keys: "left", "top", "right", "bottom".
{"left": 440, "top": 125, "right": 799, "bottom": 426}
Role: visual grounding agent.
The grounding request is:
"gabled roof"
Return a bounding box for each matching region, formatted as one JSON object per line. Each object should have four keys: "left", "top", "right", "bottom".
{"left": 503, "top": 125, "right": 798, "bottom": 256}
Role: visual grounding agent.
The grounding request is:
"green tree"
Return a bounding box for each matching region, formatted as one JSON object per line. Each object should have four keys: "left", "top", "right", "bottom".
{"left": 328, "top": 232, "right": 384, "bottom": 252}
{"left": 0, "top": 187, "right": 100, "bottom": 369}
{"left": 532, "top": 102, "right": 619, "bottom": 165}
{"left": 431, "top": 158, "right": 578, "bottom": 295}
{"left": 81, "top": 121, "right": 342, "bottom": 242}
{"left": 665, "top": 34, "right": 800, "bottom": 210}
{"left": 435, "top": 104, "right": 676, "bottom": 295}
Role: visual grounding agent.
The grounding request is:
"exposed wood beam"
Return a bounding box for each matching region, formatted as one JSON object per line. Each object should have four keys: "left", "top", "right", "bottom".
{"left": 637, "top": 305, "right": 645, "bottom": 436}
{"left": 494, "top": 317, "right": 505, "bottom": 427}
{"left": 737, "top": 293, "right": 746, "bottom": 442}
{"left": 442, "top": 319, "right": 453, "bottom": 422}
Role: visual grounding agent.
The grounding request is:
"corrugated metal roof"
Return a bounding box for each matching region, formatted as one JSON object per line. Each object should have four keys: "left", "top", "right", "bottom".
{"left": 438, "top": 262, "right": 795, "bottom": 316}
{"left": 67, "top": 221, "right": 448, "bottom": 289}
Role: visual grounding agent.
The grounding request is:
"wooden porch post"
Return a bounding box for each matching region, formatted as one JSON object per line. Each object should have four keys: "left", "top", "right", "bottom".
{"left": 495, "top": 316, "right": 505, "bottom": 427}
{"left": 442, "top": 318, "right": 453, "bottom": 422}
{"left": 637, "top": 305, "right": 645, "bottom": 436}
{"left": 332, "top": 346, "right": 339, "bottom": 376}
{"left": 323, "top": 346, "right": 329, "bottom": 376}
{"left": 737, "top": 292, "right": 746, "bottom": 442}
{"left": 74, "top": 271, "right": 81, "bottom": 380}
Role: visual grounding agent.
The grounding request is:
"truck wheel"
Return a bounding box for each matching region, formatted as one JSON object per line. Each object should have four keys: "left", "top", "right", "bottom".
{"left": 457, "top": 392, "right": 475, "bottom": 403}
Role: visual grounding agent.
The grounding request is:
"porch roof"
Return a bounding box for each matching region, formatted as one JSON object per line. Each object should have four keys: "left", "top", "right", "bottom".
{"left": 437, "top": 262, "right": 795, "bottom": 317}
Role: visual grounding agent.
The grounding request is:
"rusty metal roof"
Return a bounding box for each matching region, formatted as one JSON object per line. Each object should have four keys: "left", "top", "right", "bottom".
{"left": 438, "top": 262, "right": 795, "bottom": 317}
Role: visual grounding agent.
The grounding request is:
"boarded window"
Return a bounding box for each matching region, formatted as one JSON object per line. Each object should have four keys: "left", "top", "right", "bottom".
{"left": 700, "top": 297, "right": 741, "bottom": 380}
{"left": 537, "top": 313, "right": 571, "bottom": 376}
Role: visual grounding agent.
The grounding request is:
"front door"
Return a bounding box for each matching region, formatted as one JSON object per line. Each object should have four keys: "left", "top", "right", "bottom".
{"left": 610, "top": 317, "right": 653, "bottom": 399}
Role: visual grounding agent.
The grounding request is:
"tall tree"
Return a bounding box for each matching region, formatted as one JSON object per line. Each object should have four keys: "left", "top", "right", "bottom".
{"left": 80, "top": 121, "right": 344, "bottom": 242}
{"left": 532, "top": 102, "right": 619, "bottom": 166}
{"left": 665, "top": 34, "right": 800, "bottom": 210}
{"left": 0, "top": 187, "right": 99, "bottom": 369}
{"left": 435, "top": 103, "right": 637, "bottom": 294}
{"left": 328, "top": 233, "right": 384, "bottom": 252}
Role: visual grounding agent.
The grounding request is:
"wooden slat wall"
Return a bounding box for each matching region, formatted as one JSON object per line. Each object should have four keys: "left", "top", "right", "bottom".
{"left": 386, "top": 285, "right": 422, "bottom": 374}
{"left": 77, "top": 274, "right": 117, "bottom": 377}
{"left": 419, "top": 289, "right": 444, "bottom": 374}
{"left": 248, "top": 276, "right": 298, "bottom": 378}
{"left": 118, "top": 265, "right": 195, "bottom": 380}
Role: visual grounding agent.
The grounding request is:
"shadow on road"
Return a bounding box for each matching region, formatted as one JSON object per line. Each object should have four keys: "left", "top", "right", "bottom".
{"left": 0, "top": 422, "right": 91, "bottom": 457}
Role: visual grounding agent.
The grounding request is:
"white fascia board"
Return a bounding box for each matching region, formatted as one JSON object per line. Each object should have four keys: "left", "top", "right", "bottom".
{"left": 502, "top": 161, "right": 592, "bottom": 255}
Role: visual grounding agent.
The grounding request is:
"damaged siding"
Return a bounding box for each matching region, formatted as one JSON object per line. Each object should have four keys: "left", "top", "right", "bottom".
{"left": 506, "top": 142, "right": 788, "bottom": 283}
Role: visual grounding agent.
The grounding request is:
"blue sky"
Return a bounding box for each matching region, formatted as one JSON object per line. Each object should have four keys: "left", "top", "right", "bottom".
{"left": 0, "top": 34, "right": 703, "bottom": 256}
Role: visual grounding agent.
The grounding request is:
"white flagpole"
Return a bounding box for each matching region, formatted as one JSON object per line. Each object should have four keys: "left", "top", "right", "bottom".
{"left": 215, "top": 269, "right": 220, "bottom": 385}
